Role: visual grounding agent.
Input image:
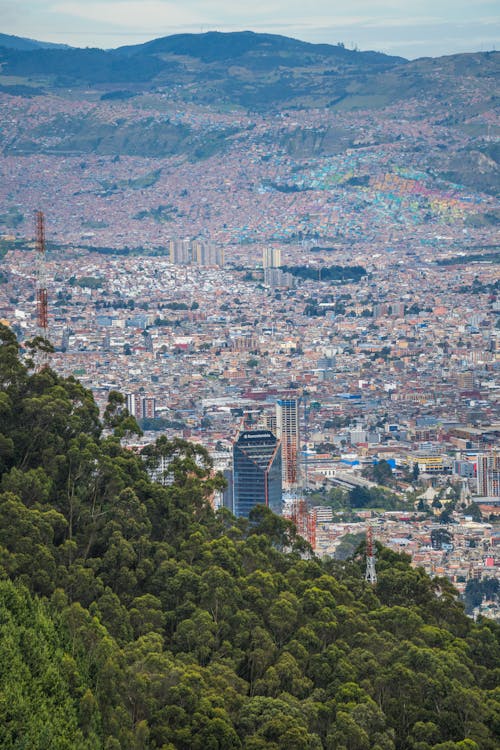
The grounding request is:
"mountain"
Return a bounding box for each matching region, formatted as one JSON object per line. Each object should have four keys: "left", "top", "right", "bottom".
{"left": 116, "top": 29, "right": 404, "bottom": 66}
{"left": 0, "top": 32, "right": 71, "bottom": 50}
{"left": 0, "top": 30, "right": 406, "bottom": 107}
{"left": 0, "top": 31, "right": 497, "bottom": 242}
{"left": 0, "top": 30, "right": 496, "bottom": 114}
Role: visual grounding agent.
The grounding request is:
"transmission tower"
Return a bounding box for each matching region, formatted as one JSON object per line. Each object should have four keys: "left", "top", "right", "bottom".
{"left": 285, "top": 498, "right": 316, "bottom": 551}
{"left": 307, "top": 506, "right": 317, "bottom": 551}
{"left": 35, "top": 210, "right": 49, "bottom": 368}
{"left": 365, "top": 523, "right": 377, "bottom": 585}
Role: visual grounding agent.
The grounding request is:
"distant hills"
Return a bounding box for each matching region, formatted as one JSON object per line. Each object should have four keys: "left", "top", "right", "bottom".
{"left": 0, "top": 30, "right": 406, "bottom": 109}
{"left": 116, "top": 29, "right": 404, "bottom": 66}
{"left": 0, "top": 31, "right": 498, "bottom": 198}
{"left": 0, "top": 31, "right": 497, "bottom": 109}
{"left": 0, "top": 32, "right": 70, "bottom": 50}
{"left": 0, "top": 30, "right": 404, "bottom": 104}
{"left": 0, "top": 30, "right": 497, "bottom": 113}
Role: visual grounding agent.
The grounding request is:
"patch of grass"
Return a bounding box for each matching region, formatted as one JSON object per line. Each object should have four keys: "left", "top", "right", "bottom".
{"left": 133, "top": 204, "right": 178, "bottom": 222}
{"left": 0, "top": 208, "right": 24, "bottom": 228}
{"left": 81, "top": 219, "right": 109, "bottom": 230}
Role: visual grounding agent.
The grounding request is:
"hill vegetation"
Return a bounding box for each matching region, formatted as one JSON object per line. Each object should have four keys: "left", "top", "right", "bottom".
{"left": 1, "top": 31, "right": 497, "bottom": 115}
{"left": 0, "top": 31, "right": 403, "bottom": 99}
{"left": 0, "top": 33, "right": 70, "bottom": 51}
{"left": 0, "top": 322, "right": 499, "bottom": 749}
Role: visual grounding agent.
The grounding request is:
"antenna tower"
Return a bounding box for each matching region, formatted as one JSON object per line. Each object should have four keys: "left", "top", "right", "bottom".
{"left": 35, "top": 210, "right": 49, "bottom": 366}
{"left": 365, "top": 523, "right": 377, "bottom": 585}
{"left": 307, "top": 506, "right": 316, "bottom": 551}
{"left": 286, "top": 498, "right": 316, "bottom": 551}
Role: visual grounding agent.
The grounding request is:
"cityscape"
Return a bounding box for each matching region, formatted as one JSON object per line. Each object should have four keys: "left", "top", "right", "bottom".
{"left": 0, "top": 18, "right": 499, "bottom": 749}
{"left": 1, "top": 161, "right": 499, "bottom": 619}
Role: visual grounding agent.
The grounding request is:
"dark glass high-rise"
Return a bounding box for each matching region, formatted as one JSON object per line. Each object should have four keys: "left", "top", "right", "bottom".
{"left": 233, "top": 430, "right": 282, "bottom": 518}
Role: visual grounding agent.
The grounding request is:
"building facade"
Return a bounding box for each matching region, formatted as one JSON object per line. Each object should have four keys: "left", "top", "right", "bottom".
{"left": 276, "top": 396, "right": 300, "bottom": 487}
{"left": 262, "top": 247, "right": 282, "bottom": 269}
{"left": 477, "top": 452, "right": 500, "bottom": 497}
{"left": 233, "top": 429, "right": 282, "bottom": 518}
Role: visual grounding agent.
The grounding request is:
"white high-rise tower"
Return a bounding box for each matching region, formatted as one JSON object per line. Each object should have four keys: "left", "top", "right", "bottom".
{"left": 276, "top": 396, "right": 300, "bottom": 488}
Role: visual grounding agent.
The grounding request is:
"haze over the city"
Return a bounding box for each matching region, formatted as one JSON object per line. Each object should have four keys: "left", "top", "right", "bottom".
{"left": 2, "top": 0, "right": 499, "bottom": 59}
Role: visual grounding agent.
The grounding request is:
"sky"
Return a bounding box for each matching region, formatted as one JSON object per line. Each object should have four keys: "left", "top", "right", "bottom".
{"left": 2, "top": 0, "right": 499, "bottom": 59}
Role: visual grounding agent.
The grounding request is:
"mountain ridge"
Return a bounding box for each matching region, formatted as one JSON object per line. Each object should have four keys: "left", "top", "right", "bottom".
{"left": 1, "top": 30, "right": 496, "bottom": 114}
{"left": 1, "top": 29, "right": 406, "bottom": 62}
{"left": 0, "top": 32, "right": 70, "bottom": 50}
{"left": 0, "top": 30, "right": 497, "bottom": 238}
{"left": 114, "top": 29, "right": 406, "bottom": 65}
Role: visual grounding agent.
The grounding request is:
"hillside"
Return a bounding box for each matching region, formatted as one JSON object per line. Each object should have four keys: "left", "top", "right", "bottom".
{"left": 0, "top": 324, "right": 499, "bottom": 749}
{"left": 0, "top": 30, "right": 497, "bottom": 247}
{"left": 0, "top": 31, "right": 497, "bottom": 114}
{"left": 0, "top": 33, "right": 70, "bottom": 51}
{"left": 0, "top": 31, "right": 404, "bottom": 108}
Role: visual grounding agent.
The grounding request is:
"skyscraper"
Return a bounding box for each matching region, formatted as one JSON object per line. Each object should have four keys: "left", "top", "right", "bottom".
{"left": 126, "top": 392, "right": 141, "bottom": 417}
{"left": 276, "top": 396, "right": 300, "bottom": 487}
{"left": 142, "top": 396, "right": 156, "bottom": 420}
{"left": 169, "top": 237, "right": 224, "bottom": 266}
{"left": 233, "top": 430, "right": 282, "bottom": 518}
{"left": 262, "top": 247, "right": 281, "bottom": 269}
{"left": 169, "top": 238, "right": 191, "bottom": 265}
{"left": 477, "top": 452, "right": 500, "bottom": 497}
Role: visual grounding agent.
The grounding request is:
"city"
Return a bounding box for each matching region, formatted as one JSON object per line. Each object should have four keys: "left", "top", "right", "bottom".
{"left": 1, "top": 203, "right": 499, "bottom": 618}
{"left": 0, "top": 16, "right": 499, "bottom": 749}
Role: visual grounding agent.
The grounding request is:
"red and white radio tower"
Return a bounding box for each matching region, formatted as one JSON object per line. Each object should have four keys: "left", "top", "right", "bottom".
{"left": 286, "top": 498, "right": 316, "bottom": 552}
{"left": 34, "top": 210, "right": 50, "bottom": 370}
{"left": 307, "top": 506, "right": 317, "bottom": 551}
{"left": 365, "top": 524, "right": 377, "bottom": 584}
{"left": 35, "top": 210, "right": 48, "bottom": 334}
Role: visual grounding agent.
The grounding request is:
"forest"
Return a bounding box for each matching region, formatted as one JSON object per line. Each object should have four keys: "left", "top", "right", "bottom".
{"left": 0, "top": 322, "right": 499, "bottom": 750}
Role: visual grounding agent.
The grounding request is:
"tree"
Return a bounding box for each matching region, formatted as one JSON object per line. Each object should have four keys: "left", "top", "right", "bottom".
{"left": 103, "top": 390, "right": 142, "bottom": 438}
{"left": 349, "top": 486, "right": 372, "bottom": 508}
{"left": 373, "top": 460, "right": 393, "bottom": 485}
{"left": 464, "top": 578, "right": 499, "bottom": 614}
{"left": 431, "top": 529, "right": 453, "bottom": 550}
{"left": 464, "top": 503, "right": 482, "bottom": 522}
{"left": 0, "top": 328, "right": 499, "bottom": 750}
{"left": 0, "top": 579, "right": 99, "bottom": 749}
